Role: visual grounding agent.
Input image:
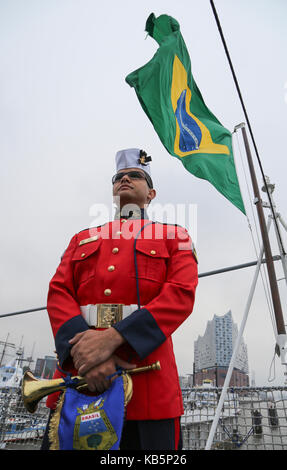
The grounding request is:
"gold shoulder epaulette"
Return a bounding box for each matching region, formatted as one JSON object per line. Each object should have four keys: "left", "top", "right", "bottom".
{"left": 79, "top": 235, "right": 99, "bottom": 246}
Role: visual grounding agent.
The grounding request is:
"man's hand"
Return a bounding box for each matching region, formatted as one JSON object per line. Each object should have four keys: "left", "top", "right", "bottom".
{"left": 83, "top": 355, "right": 136, "bottom": 393}
{"left": 69, "top": 327, "right": 125, "bottom": 376}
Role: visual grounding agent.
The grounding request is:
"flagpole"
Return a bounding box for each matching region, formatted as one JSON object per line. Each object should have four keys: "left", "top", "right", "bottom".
{"left": 235, "top": 124, "right": 287, "bottom": 373}
{"left": 235, "top": 123, "right": 286, "bottom": 337}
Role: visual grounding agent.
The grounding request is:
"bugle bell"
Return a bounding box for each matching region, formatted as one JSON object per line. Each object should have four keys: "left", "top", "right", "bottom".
{"left": 22, "top": 361, "right": 161, "bottom": 413}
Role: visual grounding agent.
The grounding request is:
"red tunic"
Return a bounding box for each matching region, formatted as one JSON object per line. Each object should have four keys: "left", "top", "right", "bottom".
{"left": 46, "top": 218, "right": 198, "bottom": 420}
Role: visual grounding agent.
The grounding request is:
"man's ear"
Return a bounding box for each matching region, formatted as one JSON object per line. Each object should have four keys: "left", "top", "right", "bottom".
{"left": 147, "top": 189, "right": 156, "bottom": 204}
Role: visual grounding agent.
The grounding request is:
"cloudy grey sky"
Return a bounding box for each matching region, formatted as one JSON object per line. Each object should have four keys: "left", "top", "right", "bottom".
{"left": 1, "top": 0, "right": 287, "bottom": 386}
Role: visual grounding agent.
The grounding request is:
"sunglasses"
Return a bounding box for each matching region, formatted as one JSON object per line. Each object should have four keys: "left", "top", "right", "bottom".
{"left": 112, "top": 171, "right": 153, "bottom": 188}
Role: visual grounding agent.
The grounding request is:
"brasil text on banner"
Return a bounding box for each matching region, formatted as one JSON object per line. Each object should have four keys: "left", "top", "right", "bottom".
{"left": 125, "top": 13, "right": 245, "bottom": 214}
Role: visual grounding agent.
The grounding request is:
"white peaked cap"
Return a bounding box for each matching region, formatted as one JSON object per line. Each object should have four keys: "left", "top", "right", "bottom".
{"left": 115, "top": 148, "right": 152, "bottom": 176}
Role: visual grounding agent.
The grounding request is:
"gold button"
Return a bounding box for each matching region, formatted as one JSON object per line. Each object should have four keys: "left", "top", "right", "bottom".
{"left": 108, "top": 265, "right": 115, "bottom": 272}
{"left": 112, "top": 247, "right": 119, "bottom": 254}
{"left": 121, "top": 219, "right": 127, "bottom": 223}
{"left": 150, "top": 250, "right": 156, "bottom": 255}
{"left": 81, "top": 253, "right": 86, "bottom": 257}
{"left": 104, "top": 289, "right": 112, "bottom": 296}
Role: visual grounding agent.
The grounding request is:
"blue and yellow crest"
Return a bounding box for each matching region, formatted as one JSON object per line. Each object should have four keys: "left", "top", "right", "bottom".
{"left": 49, "top": 375, "right": 127, "bottom": 450}
{"left": 73, "top": 396, "right": 118, "bottom": 450}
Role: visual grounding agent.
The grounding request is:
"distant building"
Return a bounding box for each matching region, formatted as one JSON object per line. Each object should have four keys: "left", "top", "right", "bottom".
{"left": 194, "top": 310, "right": 249, "bottom": 387}
{"left": 34, "top": 358, "right": 45, "bottom": 377}
{"left": 34, "top": 355, "right": 57, "bottom": 379}
{"left": 179, "top": 375, "right": 193, "bottom": 389}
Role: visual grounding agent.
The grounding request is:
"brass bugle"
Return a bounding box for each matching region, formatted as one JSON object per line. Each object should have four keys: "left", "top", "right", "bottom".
{"left": 22, "top": 361, "right": 161, "bottom": 414}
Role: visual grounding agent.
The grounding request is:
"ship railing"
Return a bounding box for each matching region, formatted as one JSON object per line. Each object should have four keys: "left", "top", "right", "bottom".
{"left": 0, "top": 385, "right": 287, "bottom": 450}
{"left": 182, "top": 385, "right": 287, "bottom": 450}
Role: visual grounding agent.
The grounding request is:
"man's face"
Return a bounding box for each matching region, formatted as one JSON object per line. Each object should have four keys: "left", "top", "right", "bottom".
{"left": 112, "top": 167, "right": 156, "bottom": 208}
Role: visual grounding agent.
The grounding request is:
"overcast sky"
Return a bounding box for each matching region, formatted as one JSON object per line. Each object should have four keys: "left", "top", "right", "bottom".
{"left": 1, "top": 0, "right": 287, "bottom": 386}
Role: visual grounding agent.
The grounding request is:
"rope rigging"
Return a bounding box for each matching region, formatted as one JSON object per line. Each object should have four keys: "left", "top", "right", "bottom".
{"left": 210, "top": 0, "right": 286, "bottom": 257}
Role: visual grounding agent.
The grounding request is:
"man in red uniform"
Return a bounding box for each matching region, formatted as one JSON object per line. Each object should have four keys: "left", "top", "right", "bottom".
{"left": 43, "top": 148, "right": 198, "bottom": 450}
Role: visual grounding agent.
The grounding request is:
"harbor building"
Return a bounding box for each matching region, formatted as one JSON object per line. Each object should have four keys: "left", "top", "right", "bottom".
{"left": 194, "top": 310, "right": 249, "bottom": 387}
{"left": 34, "top": 355, "right": 57, "bottom": 379}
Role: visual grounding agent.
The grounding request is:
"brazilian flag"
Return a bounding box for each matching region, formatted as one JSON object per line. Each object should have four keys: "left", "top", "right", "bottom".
{"left": 126, "top": 13, "right": 245, "bottom": 214}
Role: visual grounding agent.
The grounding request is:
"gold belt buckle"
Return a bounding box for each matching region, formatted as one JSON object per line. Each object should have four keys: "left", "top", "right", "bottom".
{"left": 96, "top": 304, "right": 123, "bottom": 328}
